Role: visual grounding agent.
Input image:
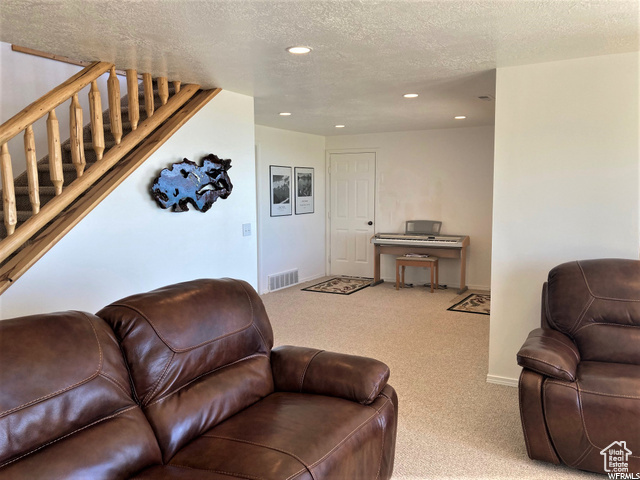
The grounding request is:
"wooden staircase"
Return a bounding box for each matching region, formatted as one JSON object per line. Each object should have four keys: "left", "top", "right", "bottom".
{"left": 0, "top": 62, "right": 221, "bottom": 294}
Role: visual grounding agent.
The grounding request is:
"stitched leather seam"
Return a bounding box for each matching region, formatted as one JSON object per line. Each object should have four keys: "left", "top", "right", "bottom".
{"left": 528, "top": 333, "right": 580, "bottom": 362}
{"left": 144, "top": 351, "right": 175, "bottom": 406}
{"left": 518, "top": 371, "right": 532, "bottom": 458}
{"left": 300, "top": 350, "right": 324, "bottom": 392}
{"left": 571, "top": 444, "right": 594, "bottom": 468}
{"left": 575, "top": 323, "right": 640, "bottom": 336}
{"left": 568, "top": 295, "right": 594, "bottom": 337}
{"left": 579, "top": 388, "right": 640, "bottom": 400}
{"left": 0, "top": 313, "right": 103, "bottom": 418}
{"left": 364, "top": 367, "right": 389, "bottom": 405}
{"left": 234, "top": 280, "right": 269, "bottom": 353}
{"left": 108, "top": 303, "right": 253, "bottom": 353}
{"left": 98, "top": 372, "right": 131, "bottom": 398}
{"left": 542, "top": 381, "right": 574, "bottom": 466}
{"left": 374, "top": 399, "right": 389, "bottom": 480}
{"left": 537, "top": 376, "right": 557, "bottom": 462}
{"left": 0, "top": 405, "right": 138, "bottom": 469}
{"left": 517, "top": 354, "right": 575, "bottom": 381}
{"left": 168, "top": 464, "right": 266, "bottom": 480}
{"left": 307, "top": 399, "right": 387, "bottom": 471}
{"left": 286, "top": 467, "right": 308, "bottom": 480}
{"left": 146, "top": 354, "right": 268, "bottom": 408}
{"left": 577, "top": 261, "right": 640, "bottom": 302}
{"left": 202, "top": 435, "right": 315, "bottom": 480}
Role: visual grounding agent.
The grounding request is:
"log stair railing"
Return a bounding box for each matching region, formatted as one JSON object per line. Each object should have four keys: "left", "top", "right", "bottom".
{"left": 0, "top": 62, "right": 221, "bottom": 293}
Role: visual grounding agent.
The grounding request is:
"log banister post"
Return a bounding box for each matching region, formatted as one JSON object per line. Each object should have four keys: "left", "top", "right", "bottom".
{"left": 158, "top": 77, "right": 169, "bottom": 105}
{"left": 46, "top": 109, "right": 64, "bottom": 195}
{"left": 89, "top": 80, "right": 105, "bottom": 160}
{"left": 126, "top": 69, "right": 140, "bottom": 130}
{"left": 0, "top": 144, "right": 17, "bottom": 236}
{"left": 143, "top": 73, "right": 154, "bottom": 118}
{"left": 69, "top": 93, "right": 86, "bottom": 177}
{"left": 24, "top": 125, "right": 40, "bottom": 214}
{"left": 108, "top": 67, "right": 123, "bottom": 145}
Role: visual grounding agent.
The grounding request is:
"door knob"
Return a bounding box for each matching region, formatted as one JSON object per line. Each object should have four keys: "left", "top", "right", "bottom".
{"left": 367, "top": 221, "right": 373, "bottom": 226}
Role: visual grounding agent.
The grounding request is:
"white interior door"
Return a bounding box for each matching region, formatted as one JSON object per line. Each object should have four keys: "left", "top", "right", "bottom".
{"left": 329, "top": 152, "right": 376, "bottom": 277}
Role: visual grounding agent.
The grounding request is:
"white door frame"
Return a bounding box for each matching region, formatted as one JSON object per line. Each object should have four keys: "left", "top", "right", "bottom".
{"left": 325, "top": 148, "right": 379, "bottom": 276}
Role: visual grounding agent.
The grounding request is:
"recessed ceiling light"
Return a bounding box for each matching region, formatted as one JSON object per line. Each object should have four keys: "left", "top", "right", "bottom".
{"left": 279, "top": 112, "right": 292, "bottom": 116}
{"left": 335, "top": 125, "right": 345, "bottom": 128}
{"left": 286, "top": 46, "right": 312, "bottom": 55}
{"left": 403, "top": 93, "right": 419, "bottom": 98}
{"left": 454, "top": 116, "right": 467, "bottom": 120}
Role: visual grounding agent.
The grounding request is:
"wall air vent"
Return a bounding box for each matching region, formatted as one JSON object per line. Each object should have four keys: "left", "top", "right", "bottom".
{"left": 268, "top": 269, "right": 299, "bottom": 292}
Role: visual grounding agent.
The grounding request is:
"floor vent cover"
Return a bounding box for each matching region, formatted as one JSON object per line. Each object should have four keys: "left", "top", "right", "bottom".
{"left": 268, "top": 269, "right": 299, "bottom": 291}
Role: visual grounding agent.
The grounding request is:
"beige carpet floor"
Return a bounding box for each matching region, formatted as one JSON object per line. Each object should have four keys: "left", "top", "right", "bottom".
{"left": 261, "top": 278, "right": 597, "bottom": 479}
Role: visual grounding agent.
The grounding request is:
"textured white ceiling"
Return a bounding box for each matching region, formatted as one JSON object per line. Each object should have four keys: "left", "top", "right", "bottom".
{"left": 0, "top": 1, "right": 638, "bottom": 136}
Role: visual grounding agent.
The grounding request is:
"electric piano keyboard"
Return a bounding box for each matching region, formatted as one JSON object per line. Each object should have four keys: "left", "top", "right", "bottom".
{"left": 372, "top": 234, "right": 466, "bottom": 248}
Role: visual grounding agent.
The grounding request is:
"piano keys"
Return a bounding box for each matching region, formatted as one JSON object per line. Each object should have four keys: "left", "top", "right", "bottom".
{"left": 371, "top": 233, "right": 470, "bottom": 294}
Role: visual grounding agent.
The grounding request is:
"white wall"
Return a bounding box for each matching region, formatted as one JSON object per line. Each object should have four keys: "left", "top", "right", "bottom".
{"left": 0, "top": 90, "right": 258, "bottom": 318}
{"left": 489, "top": 52, "right": 640, "bottom": 385}
{"left": 255, "top": 125, "right": 326, "bottom": 294}
{"left": 326, "top": 126, "right": 494, "bottom": 290}
{"left": 0, "top": 42, "right": 126, "bottom": 175}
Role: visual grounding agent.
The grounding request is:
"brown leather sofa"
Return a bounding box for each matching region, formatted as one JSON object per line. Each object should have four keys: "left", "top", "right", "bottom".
{"left": 517, "top": 259, "right": 639, "bottom": 475}
{"left": 0, "top": 278, "right": 398, "bottom": 479}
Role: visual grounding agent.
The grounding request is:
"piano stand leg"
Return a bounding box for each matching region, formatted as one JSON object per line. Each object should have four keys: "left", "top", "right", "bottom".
{"left": 457, "top": 286, "right": 468, "bottom": 295}
{"left": 371, "top": 279, "right": 384, "bottom": 286}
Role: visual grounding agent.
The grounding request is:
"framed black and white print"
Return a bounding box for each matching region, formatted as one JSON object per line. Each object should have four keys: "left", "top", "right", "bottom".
{"left": 270, "top": 165, "right": 292, "bottom": 216}
{"left": 295, "top": 167, "right": 314, "bottom": 214}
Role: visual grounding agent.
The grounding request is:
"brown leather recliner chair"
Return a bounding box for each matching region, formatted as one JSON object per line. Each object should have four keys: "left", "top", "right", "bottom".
{"left": 517, "top": 259, "right": 640, "bottom": 475}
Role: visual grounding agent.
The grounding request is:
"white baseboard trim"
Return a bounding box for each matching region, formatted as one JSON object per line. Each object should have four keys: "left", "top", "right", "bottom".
{"left": 486, "top": 375, "right": 518, "bottom": 387}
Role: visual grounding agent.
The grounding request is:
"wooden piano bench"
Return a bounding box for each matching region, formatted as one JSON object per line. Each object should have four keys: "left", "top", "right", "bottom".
{"left": 395, "top": 256, "right": 439, "bottom": 293}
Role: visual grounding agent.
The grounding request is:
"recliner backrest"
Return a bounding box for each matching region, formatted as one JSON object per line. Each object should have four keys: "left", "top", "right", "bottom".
{"left": 97, "top": 278, "right": 275, "bottom": 461}
{"left": 545, "top": 258, "right": 640, "bottom": 364}
{"left": 0, "top": 311, "right": 161, "bottom": 478}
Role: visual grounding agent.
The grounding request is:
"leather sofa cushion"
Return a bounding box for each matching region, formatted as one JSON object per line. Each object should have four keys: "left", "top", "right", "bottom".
{"left": 543, "top": 361, "right": 640, "bottom": 473}
{"left": 0, "top": 311, "right": 161, "bottom": 478}
{"left": 135, "top": 386, "right": 398, "bottom": 480}
{"left": 546, "top": 259, "right": 640, "bottom": 364}
{"left": 97, "top": 279, "right": 276, "bottom": 461}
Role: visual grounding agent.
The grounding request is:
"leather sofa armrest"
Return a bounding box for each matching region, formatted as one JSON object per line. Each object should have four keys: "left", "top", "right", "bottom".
{"left": 517, "top": 328, "right": 580, "bottom": 382}
{"left": 271, "top": 345, "right": 390, "bottom": 405}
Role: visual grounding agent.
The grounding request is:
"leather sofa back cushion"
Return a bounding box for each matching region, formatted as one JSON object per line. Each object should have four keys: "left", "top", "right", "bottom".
{"left": 546, "top": 259, "right": 640, "bottom": 364}
{"left": 0, "top": 311, "right": 161, "bottom": 476}
{"left": 97, "top": 278, "right": 275, "bottom": 460}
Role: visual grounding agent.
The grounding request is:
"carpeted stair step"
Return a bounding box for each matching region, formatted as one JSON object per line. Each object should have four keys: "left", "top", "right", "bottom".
{"left": 12, "top": 186, "right": 57, "bottom": 212}
{"left": 63, "top": 139, "right": 117, "bottom": 154}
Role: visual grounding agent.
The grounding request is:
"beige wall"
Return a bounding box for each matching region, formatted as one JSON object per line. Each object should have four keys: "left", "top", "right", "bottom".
{"left": 489, "top": 51, "right": 640, "bottom": 385}
{"left": 255, "top": 125, "right": 327, "bottom": 294}
{"left": 326, "top": 126, "right": 495, "bottom": 290}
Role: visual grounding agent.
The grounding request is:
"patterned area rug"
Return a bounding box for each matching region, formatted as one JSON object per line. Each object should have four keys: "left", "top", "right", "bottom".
{"left": 447, "top": 293, "right": 491, "bottom": 315}
{"left": 302, "top": 277, "right": 372, "bottom": 295}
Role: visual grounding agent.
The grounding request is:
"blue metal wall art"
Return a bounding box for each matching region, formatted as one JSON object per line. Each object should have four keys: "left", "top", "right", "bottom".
{"left": 151, "top": 154, "right": 233, "bottom": 212}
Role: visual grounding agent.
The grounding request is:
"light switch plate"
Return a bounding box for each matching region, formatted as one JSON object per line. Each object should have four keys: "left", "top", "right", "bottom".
{"left": 242, "top": 223, "right": 251, "bottom": 236}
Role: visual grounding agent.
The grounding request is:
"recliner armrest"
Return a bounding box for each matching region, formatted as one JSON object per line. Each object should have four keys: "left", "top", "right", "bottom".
{"left": 271, "top": 345, "right": 390, "bottom": 405}
{"left": 517, "top": 328, "right": 580, "bottom": 381}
